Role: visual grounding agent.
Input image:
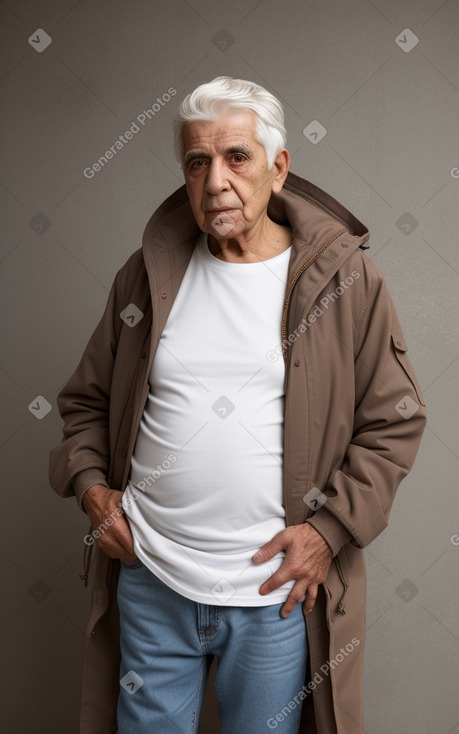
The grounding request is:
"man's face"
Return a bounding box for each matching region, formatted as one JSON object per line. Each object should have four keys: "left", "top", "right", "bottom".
{"left": 181, "top": 109, "right": 285, "bottom": 240}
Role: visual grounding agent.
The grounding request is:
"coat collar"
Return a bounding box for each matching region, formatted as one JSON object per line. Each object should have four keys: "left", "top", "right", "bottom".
{"left": 141, "top": 170, "right": 370, "bottom": 258}
{"left": 140, "top": 171, "right": 371, "bottom": 362}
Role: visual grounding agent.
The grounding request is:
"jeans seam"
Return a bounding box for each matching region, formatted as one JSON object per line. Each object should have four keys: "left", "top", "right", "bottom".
{"left": 215, "top": 682, "right": 224, "bottom": 731}
{"left": 190, "top": 657, "right": 207, "bottom": 734}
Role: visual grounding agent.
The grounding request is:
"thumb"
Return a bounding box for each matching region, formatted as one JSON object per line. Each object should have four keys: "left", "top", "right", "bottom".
{"left": 252, "top": 530, "right": 286, "bottom": 564}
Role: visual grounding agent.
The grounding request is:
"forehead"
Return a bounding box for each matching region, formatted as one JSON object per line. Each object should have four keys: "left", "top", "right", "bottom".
{"left": 181, "top": 109, "right": 260, "bottom": 152}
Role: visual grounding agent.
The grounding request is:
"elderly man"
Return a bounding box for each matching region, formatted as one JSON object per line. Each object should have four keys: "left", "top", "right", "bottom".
{"left": 49, "top": 76, "right": 426, "bottom": 734}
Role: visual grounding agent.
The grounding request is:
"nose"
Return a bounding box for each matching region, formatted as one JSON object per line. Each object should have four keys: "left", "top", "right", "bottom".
{"left": 204, "top": 158, "right": 230, "bottom": 195}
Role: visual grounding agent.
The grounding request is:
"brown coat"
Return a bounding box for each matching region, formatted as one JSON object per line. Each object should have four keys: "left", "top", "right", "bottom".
{"left": 49, "top": 171, "right": 426, "bottom": 734}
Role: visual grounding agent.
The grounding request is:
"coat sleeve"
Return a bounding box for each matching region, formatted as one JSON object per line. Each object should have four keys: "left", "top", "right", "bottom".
{"left": 48, "top": 272, "right": 123, "bottom": 511}
{"left": 306, "top": 259, "right": 427, "bottom": 556}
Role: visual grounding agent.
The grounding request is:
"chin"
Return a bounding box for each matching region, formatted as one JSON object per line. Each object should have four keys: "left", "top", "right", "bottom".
{"left": 206, "top": 214, "right": 245, "bottom": 239}
{"left": 208, "top": 225, "right": 243, "bottom": 240}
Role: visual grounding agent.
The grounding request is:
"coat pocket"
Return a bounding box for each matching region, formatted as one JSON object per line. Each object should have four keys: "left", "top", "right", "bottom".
{"left": 391, "top": 333, "right": 426, "bottom": 406}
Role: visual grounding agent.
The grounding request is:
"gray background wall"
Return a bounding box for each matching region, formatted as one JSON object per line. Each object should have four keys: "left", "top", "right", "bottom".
{"left": 1, "top": 0, "right": 458, "bottom": 732}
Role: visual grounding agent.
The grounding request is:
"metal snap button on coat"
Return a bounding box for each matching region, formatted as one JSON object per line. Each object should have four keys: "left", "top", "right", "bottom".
{"left": 161, "top": 292, "right": 167, "bottom": 299}
{"left": 294, "top": 360, "right": 301, "bottom": 367}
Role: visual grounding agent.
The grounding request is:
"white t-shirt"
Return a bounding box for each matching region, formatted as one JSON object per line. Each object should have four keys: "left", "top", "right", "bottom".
{"left": 123, "top": 232, "right": 295, "bottom": 605}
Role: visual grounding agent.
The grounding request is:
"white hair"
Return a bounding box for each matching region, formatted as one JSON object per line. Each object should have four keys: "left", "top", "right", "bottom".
{"left": 174, "top": 76, "right": 286, "bottom": 170}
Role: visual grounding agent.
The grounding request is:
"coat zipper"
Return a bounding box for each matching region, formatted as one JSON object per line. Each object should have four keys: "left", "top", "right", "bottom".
{"left": 280, "top": 225, "right": 351, "bottom": 615}
{"left": 281, "top": 228, "right": 348, "bottom": 362}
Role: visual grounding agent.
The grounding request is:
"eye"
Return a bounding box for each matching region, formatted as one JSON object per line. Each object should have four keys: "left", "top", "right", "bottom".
{"left": 189, "top": 159, "right": 206, "bottom": 169}
{"left": 231, "top": 154, "right": 246, "bottom": 163}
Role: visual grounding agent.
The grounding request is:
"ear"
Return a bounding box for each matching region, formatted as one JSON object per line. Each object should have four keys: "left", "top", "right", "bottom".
{"left": 271, "top": 148, "right": 290, "bottom": 194}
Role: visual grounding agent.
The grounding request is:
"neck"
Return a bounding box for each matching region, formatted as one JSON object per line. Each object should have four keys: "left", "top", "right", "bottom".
{"left": 208, "top": 218, "right": 292, "bottom": 263}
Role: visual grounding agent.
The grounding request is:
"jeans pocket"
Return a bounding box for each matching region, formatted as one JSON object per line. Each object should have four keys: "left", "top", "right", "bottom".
{"left": 120, "top": 557, "right": 143, "bottom": 570}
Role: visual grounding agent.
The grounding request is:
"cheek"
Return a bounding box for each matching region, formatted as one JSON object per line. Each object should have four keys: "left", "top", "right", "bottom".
{"left": 186, "top": 183, "right": 205, "bottom": 219}
{"left": 240, "top": 182, "right": 268, "bottom": 218}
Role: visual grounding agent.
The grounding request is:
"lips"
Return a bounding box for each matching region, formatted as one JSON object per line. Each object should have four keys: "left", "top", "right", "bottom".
{"left": 208, "top": 207, "right": 238, "bottom": 214}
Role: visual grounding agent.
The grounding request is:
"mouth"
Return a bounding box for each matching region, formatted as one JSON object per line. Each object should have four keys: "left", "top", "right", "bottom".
{"left": 207, "top": 207, "right": 239, "bottom": 214}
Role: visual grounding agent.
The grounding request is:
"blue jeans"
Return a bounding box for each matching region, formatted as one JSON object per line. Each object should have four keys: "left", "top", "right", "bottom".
{"left": 117, "top": 559, "right": 308, "bottom": 733}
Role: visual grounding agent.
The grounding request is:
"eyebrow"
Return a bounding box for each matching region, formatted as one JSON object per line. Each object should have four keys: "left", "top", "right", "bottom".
{"left": 184, "top": 143, "right": 254, "bottom": 165}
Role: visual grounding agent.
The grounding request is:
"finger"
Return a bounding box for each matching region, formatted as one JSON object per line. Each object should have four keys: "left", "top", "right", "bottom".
{"left": 96, "top": 516, "right": 135, "bottom": 559}
{"left": 303, "top": 584, "right": 319, "bottom": 615}
{"left": 280, "top": 582, "right": 307, "bottom": 618}
{"left": 98, "top": 537, "right": 136, "bottom": 562}
{"left": 258, "top": 562, "right": 296, "bottom": 596}
{"left": 113, "top": 516, "right": 135, "bottom": 555}
{"left": 252, "top": 529, "right": 288, "bottom": 563}
{"left": 96, "top": 529, "right": 127, "bottom": 557}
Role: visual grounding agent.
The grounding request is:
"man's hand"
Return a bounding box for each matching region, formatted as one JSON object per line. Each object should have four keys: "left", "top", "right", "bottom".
{"left": 252, "top": 524, "right": 333, "bottom": 618}
{"left": 82, "top": 484, "right": 136, "bottom": 563}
